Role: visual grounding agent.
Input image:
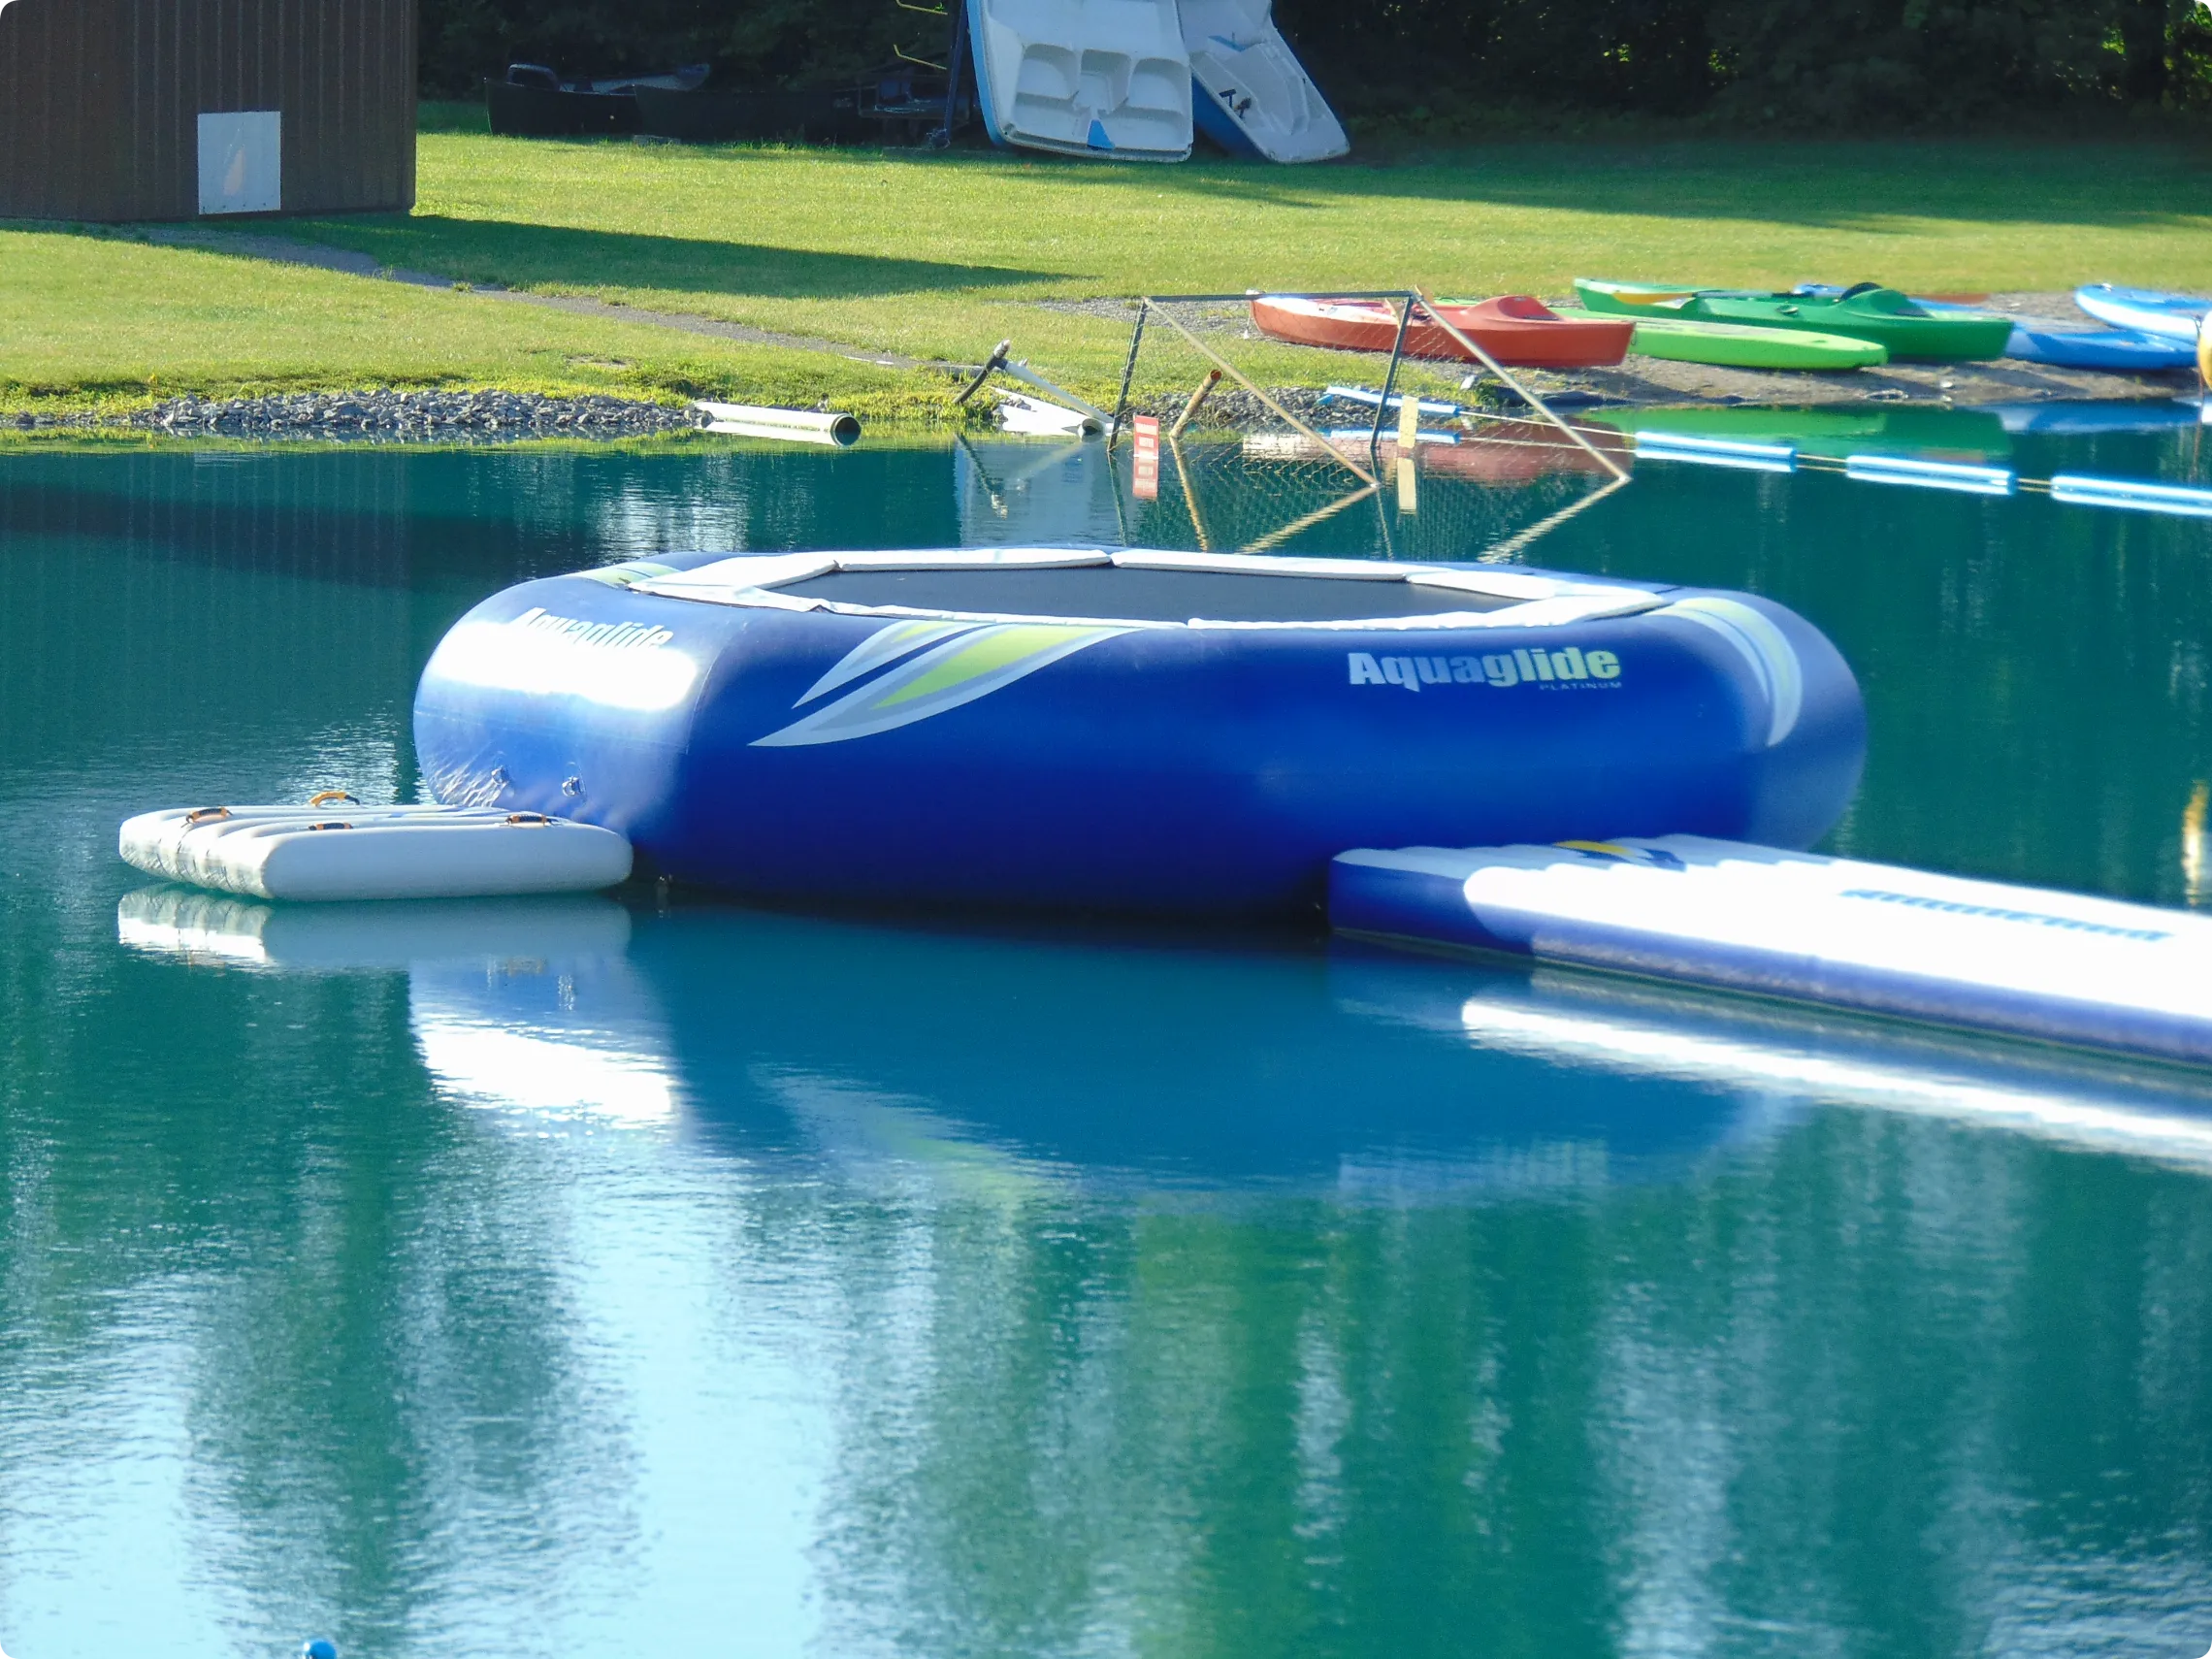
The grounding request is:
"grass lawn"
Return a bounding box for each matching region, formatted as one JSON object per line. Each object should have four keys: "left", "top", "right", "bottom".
{"left": 0, "top": 227, "right": 914, "bottom": 418}
{"left": 5, "top": 114, "right": 2211, "bottom": 416}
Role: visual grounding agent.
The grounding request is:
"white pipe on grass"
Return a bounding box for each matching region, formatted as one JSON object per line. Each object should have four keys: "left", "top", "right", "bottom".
{"left": 693, "top": 402, "right": 862, "bottom": 446}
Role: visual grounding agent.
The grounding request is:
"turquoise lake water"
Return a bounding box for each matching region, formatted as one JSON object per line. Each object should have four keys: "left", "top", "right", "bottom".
{"left": 3, "top": 415, "right": 2211, "bottom": 1659}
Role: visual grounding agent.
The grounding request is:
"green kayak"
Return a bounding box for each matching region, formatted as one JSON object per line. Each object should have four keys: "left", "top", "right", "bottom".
{"left": 1575, "top": 278, "right": 2013, "bottom": 363}
{"left": 1549, "top": 302, "right": 1886, "bottom": 370}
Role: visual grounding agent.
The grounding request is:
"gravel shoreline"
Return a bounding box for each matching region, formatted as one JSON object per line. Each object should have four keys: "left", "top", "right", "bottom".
{"left": 6, "top": 310, "right": 2196, "bottom": 448}
{"left": 7, "top": 389, "right": 712, "bottom": 441}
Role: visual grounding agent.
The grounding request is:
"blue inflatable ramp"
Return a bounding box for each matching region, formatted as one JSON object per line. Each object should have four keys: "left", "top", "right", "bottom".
{"left": 1331, "top": 836, "right": 2212, "bottom": 1066}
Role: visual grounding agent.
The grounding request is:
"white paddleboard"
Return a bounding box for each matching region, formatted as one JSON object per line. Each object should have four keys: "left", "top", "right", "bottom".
{"left": 2073, "top": 282, "right": 2212, "bottom": 344}
{"left": 119, "top": 800, "right": 634, "bottom": 901}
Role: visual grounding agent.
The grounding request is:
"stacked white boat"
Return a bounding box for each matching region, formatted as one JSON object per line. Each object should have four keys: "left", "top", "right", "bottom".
{"left": 964, "top": 0, "right": 1347, "bottom": 163}
{"left": 1180, "top": 0, "right": 1347, "bottom": 162}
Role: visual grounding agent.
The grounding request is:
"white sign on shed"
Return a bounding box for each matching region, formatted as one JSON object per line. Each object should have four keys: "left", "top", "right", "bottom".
{"left": 197, "top": 111, "right": 281, "bottom": 214}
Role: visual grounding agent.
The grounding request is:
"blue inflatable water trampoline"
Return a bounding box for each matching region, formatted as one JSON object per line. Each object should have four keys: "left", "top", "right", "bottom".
{"left": 412, "top": 547, "right": 1866, "bottom": 915}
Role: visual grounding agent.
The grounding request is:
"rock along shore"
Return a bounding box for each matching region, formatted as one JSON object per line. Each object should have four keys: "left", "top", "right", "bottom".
{"left": 145, "top": 390, "right": 709, "bottom": 439}
{"left": 7, "top": 390, "right": 710, "bottom": 440}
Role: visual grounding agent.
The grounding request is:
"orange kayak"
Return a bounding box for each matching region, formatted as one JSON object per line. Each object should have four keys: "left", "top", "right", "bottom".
{"left": 1250, "top": 294, "right": 1635, "bottom": 369}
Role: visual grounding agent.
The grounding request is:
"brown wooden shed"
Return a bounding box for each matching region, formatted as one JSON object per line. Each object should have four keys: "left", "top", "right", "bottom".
{"left": 0, "top": 0, "right": 416, "bottom": 222}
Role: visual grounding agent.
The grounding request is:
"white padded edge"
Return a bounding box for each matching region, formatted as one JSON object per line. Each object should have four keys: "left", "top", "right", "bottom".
{"left": 643, "top": 553, "right": 837, "bottom": 593}
{"left": 801, "top": 602, "right": 1174, "bottom": 629}
{"left": 634, "top": 547, "right": 1116, "bottom": 605}
{"left": 624, "top": 546, "right": 1664, "bottom": 630}
{"left": 734, "top": 593, "right": 1663, "bottom": 633}
{"left": 836, "top": 547, "right": 1115, "bottom": 570}
{"left": 1409, "top": 569, "right": 1621, "bottom": 601}
{"left": 1111, "top": 549, "right": 1408, "bottom": 580}
{"left": 1196, "top": 595, "right": 1668, "bottom": 632}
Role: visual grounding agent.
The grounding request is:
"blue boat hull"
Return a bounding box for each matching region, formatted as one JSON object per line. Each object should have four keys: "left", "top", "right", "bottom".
{"left": 1190, "top": 82, "right": 1266, "bottom": 158}
{"left": 965, "top": 0, "right": 1007, "bottom": 148}
{"left": 1803, "top": 287, "right": 2196, "bottom": 371}
{"left": 2005, "top": 325, "right": 2196, "bottom": 372}
{"left": 412, "top": 550, "right": 1866, "bottom": 916}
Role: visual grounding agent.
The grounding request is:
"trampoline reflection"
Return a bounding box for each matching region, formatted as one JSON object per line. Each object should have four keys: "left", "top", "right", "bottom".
{"left": 117, "top": 889, "right": 2212, "bottom": 1182}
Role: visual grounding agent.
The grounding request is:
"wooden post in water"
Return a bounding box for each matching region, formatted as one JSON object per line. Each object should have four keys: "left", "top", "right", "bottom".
{"left": 1368, "top": 298, "right": 1414, "bottom": 476}
{"left": 1395, "top": 386, "right": 1419, "bottom": 514}
{"left": 1143, "top": 302, "right": 1378, "bottom": 487}
{"left": 1167, "top": 435, "right": 1212, "bottom": 550}
{"left": 1170, "top": 369, "right": 1222, "bottom": 440}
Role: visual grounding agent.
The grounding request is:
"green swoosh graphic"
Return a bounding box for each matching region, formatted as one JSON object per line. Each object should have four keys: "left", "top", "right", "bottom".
{"left": 797, "top": 620, "right": 978, "bottom": 705}
{"left": 753, "top": 623, "right": 1130, "bottom": 748}
{"left": 876, "top": 626, "right": 1101, "bottom": 707}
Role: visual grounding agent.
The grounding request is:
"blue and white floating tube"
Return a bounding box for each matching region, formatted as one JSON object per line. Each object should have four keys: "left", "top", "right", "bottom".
{"left": 2049, "top": 473, "right": 2212, "bottom": 519}
{"left": 1331, "top": 835, "right": 2212, "bottom": 1065}
{"left": 1842, "top": 453, "right": 2015, "bottom": 497}
{"left": 1632, "top": 432, "right": 1798, "bottom": 473}
{"left": 414, "top": 548, "right": 1866, "bottom": 917}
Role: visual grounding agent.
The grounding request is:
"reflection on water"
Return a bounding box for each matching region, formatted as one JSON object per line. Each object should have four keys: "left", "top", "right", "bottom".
{"left": 1438, "top": 963, "right": 2212, "bottom": 1171}
{"left": 5, "top": 428, "right": 2212, "bottom": 1659}
{"left": 2187, "top": 782, "right": 2209, "bottom": 906}
{"left": 57, "top": 886, "right": 2212, "bottom": 1659}
{"left": 957, "top": 436, "right": 1127, "bottom": 548}
{"left": 116, "top": 891, "right": 1775, "bottom": 1190}
{"left": 119, "top": 887, "right": 2212, "bottom": 1185}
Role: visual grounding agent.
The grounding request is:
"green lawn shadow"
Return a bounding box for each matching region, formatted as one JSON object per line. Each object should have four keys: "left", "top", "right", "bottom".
{"left": 294, "top": 213, "right": 1055, "bottom": 300}
{"left": 887, "top": 139, "right": 2212, "bottom": 232}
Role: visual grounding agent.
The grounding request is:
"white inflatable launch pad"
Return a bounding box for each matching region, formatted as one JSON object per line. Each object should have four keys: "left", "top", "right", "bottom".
{"left": 120, "top": 802, "right": 634, "bottom": 901}
{"left": 1331, "top": 835, "right": 2212, "bottom": 1066}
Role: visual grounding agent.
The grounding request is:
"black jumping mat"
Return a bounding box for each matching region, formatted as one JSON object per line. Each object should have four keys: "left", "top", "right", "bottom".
{"left": 779, "top": 566, "right": 1521, "bottom": 623}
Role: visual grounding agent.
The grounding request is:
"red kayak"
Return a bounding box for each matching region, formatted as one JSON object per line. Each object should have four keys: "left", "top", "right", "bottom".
{"left": 1251, "top": 294, "right": 1634, "bottom": 369}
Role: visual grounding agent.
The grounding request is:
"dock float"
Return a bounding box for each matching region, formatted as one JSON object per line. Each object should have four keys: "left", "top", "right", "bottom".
{"left": 119, "top": 802, "right": 633, "bottom": 901}
{"left": 1331, "top": 836, "right": 2212, "bottom": 1066}
{"left": 1631, "top": 429, "right": 2212, "bottom": 519}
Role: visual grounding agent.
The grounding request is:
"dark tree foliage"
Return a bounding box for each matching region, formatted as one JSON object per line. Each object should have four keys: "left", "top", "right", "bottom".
{"left": 418, "top": 0, "right": 2212, "bottom": 124}
{"left": 1269, "top": 0, "right": 1719, "bottom": 116}
{"left": 418, "top": 0, "right": 924, "bottom": 94}
{"left": 1706, "top": 0, "right": 2194, "bottom": 124}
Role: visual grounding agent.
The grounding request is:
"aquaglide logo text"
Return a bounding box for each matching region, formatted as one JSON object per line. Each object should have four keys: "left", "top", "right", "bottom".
{"left": 1347, "top": 646, "right": 1620, "bottom": 691}
{"left": 511, "top": 607, "right": 674, "bottom": 652}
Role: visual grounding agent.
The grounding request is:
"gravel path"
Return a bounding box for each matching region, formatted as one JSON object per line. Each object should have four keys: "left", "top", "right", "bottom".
{"left": 130, "top": 226, "right": 938, "bottom": 369}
